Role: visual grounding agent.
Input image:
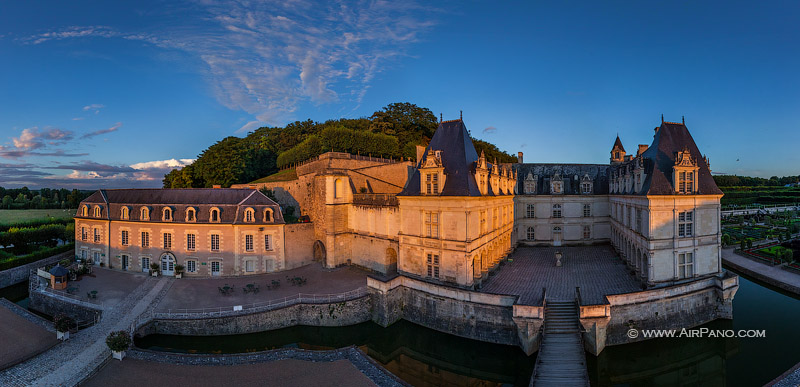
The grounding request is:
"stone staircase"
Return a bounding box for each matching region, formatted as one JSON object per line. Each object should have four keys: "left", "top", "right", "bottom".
{"left": 530, "top": 300, "right": 589, "bottom": 386}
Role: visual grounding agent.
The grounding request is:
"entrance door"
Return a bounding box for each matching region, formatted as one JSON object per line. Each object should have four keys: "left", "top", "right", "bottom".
{"left": 121, "top": 255, "right": 129, "bottom": 271}
{"left": 93, "top": 252, "right": 101, "bottom": 265}
{"left": 211, "top": 261, "right": 221, "bottom": 276}
{"left": 142, "top": 257, "right": 150, "bottom": 273}
{"left": 161, "top": 253, "right": 175, "bottom": 276}
{"left": 553, "top": 227, "right": 562, "bottom": 247}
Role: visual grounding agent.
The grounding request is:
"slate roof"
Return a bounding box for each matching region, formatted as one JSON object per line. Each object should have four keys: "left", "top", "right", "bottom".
{"left": 612, "top": 135, "right": 625, "bottom": 152}
{"left": 634, "top": 122, "right": 722, "bottom": 195}
{"left": 399, "top": 119, "right": 485, "bottom": 196}
{"left": 514, "top": 164, "right": 610, "bottom": 195}
{"left": 77, "top": 188, "right": 284, "bottom": 224}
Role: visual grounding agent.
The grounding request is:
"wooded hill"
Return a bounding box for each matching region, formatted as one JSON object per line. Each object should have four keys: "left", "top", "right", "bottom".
{"left": 163, "top": 103, "right": 517, "bottom": 188}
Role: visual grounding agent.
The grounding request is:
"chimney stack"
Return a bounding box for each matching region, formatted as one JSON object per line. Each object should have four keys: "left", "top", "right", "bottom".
{"left": 637, "top": 144, "right": 648, "bottom": 157}
{"left": 517, "top": 151, "right": 524, "bottom": 164}
{"left": 212, "top": 185, "right": 221, "bottom": 189}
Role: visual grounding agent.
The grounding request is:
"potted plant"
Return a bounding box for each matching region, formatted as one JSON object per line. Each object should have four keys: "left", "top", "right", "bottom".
{"left": 150, "top": 263, "right": 160, "bottom": 277}
{"left": 174, "top": 264, "right": 185, "bottom": 279}
{"left": 106, "top": 330, "right": 131, "bottom": 360}
{"left": 54, "top": 313, "right": 74, "bottom": 341}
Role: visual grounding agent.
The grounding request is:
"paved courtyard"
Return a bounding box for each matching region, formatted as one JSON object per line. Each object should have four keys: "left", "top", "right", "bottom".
{"left": 480, "top": 245, "right": 643, "bottom": 305}
{"left": 84, "top": 358, "right": 378, "bottom": 387}
{"left": 156, "top": 263, "right": 369, "bottom": 312}
{"left": 46, "top": 267, "right": 146, "bottom": 307}
{"left": 0, "top": 302, "right": 57, "bottom": 370}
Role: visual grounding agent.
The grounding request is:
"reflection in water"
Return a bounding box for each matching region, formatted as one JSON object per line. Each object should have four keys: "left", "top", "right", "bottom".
{"left": 135, "top": 320, "right": 537, "bottom": 387}
{"left": 117, "top": 273, "right": 800, "bottom": 387}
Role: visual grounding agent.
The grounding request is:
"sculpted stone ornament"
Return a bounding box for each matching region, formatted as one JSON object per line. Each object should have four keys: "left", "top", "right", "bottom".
{"left": 555, "top": 251, "right": 563, "bottom": 267}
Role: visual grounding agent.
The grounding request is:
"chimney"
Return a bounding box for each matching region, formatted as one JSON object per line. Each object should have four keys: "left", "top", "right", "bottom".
{"left": 212, "top": 185, "right": 221, "bottom": 189}
{"left": 637, "top": 144, "right": 648, "bottom": 157}
{"left": 517, "top": 151, "right": 524, "bottom": 164}
{"left": 416, "top": 145, "right": 425, "bottom": 165}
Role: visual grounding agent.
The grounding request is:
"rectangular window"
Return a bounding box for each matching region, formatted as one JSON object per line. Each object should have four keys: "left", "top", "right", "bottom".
{"left": 245, "top": 234, "right": 254, "bottom": 252}
{"left": 121, "top": 230, "right": 129, "bottom": 246}
{"left": 581, "top": 182, "right": 592, "bottom": 194}
{"left": 141, "top": 257, "right": 150, "bottom": 273}
{"left": 186, "top": 260, "right": 196, "bottom": 273}
{"left": 81, "top": 227, "right": 87, "bottom": 241}
{"left": 163, "top": 233, "right": 172, "bottom": 249}
{"left": 425, "top": 212, "right": 439, "bottom": 238}
{"left": 211, "top": 261, "right": 220, "bottom": 276}
{"left": 583, "top": 225, "right": 591, "bottom": 239}
{"left": 264, "top": 235, "right": 272, "bottom": 251}
{"left": 636, "top": 209, "right": 642, "bottom": 233}
{"left": 426, "top": 253, "right": 440, "bottom": 279}
{"left": 187, "top": 234, "right": 196, "bottom": 251}
{"left": 678, "top": 211, "right": 694, "bottom": 237}
{"left": 425, "top": 173, "right": 439, "bottom": 195}
{"left": 141, "top": 231, "right": 150, "bottom": 248}
{"left": 552, "top": 205, "right": 562, "bottom": 218}
{"left": 583, "top": 204, "right": 591, "bottom": 217}
{"left": 678, "top": 171, "right": 695, "bottom": 194}
{"left": 211, "top": 234, "right": 220, "bottom": 252}
{"left": 678, "top": 252, "right": 694, "bottom": 279}
{"left": 93, "top": 228, "right": 100, "bottom": 243}
{"left": 80, "top": 250, "right": 87, "bottom": 260}
{"left": 245, "top": 260, "right": 255, "bottom": 272}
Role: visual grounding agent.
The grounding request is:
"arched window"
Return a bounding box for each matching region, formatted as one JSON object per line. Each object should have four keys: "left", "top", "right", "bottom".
{"left": 93, "top": 206, "right": 101, "bottom": 217}
{"left": 527, "top": 226, "right": 535, "bottom": 241}
{"left": 552, "top": 204, "right": 562, "bottom": 218}
{"left": 210, "top": 208, "right": 220, "bottom": 222}
{"left": 334, "top": 179, "right": 343, "bottom": 199}
{"left": 81, "top": 205, "right": 89, "bottom": 217}
{"left": 526, "top": 204, "right": 535, "bottom": 218}
{"left": 553, "top": 226, "right": 562, "bottom": 238}
{"left": 121, "top": 207, "right": 129, "bottom": 220}
{"left": 163, "top": 207, "right": 172, "bottom": 221}
{"left": 186, "top": 208, "right": 196, "bottom": 222}
{"left": 264, "top": 209, "right": 273, "bottom": 222}
{"left": 244, "top": 208, "right": 255, "bottom": 222}
{"left": 140, "top": 207, "right": 149, "bottom": 221}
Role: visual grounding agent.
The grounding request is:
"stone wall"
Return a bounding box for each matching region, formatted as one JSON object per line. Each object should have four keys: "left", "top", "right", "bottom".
{"left": 0, "top": 251, "right": 72, "bottom": 288}
{"left": 284, "top": 223, "right": 315, "bottom": 269}
{"left": 28, "top": 288, "right": 101, "bottom": 324}
{"left": 138, "top": 296, "right": 371, "bottom": 336}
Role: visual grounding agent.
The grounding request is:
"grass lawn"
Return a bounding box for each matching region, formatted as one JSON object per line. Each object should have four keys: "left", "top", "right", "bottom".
{"left": 0, "top": 209, "right": 75, "bottom": 225}
{"left": 250, "top": 168, "right": 297, "bottom": 184}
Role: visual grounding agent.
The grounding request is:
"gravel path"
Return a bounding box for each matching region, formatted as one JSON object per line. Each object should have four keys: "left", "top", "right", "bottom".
{"left": 0, "top": 276, "right": 170, "bottom": 386}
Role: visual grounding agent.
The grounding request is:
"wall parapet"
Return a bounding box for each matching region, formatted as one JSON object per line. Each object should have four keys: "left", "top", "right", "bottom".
{"left": 352, "top": 194, "right": 398, "bottom": 207}
{"left": 605, "top": 272, "right": 737, "bottom": 306}
{"left": 367, "top": 275, "right": 517, "bottom": 307}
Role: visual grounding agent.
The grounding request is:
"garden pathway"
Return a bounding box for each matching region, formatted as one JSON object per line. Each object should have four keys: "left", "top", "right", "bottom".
{"left": 0, "top": 275, "right": 171, "bottom": 386}
{"left": 722, "top": 248, "right": 800, "bottom": 296}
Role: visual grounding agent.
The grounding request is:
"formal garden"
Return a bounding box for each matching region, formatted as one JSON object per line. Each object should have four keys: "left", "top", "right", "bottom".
{"left": 724, "top": 210, "right": 800, "bottom": 271}
{"left": 0, "top": 212, "right": 76, "bottom": 271}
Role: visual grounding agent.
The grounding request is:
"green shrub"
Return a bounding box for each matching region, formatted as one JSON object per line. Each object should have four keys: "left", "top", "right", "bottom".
{"left": 53, "top": 314, "right": 74, "bottom": 333}
{"left": 0, "top": 243, "right": 74, "bottom": 271}
{"left": 105, "top": 331, "right": 131, "bottom": 352}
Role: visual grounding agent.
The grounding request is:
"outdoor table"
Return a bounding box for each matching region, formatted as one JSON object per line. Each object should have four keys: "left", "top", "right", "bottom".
{"left": 90, "top": 290, "right": 98, "bottom": 299}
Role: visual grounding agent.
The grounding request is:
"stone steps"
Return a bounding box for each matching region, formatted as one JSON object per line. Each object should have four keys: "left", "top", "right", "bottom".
{"left": 531, "top": 300, "right": 589, "bottom": 386}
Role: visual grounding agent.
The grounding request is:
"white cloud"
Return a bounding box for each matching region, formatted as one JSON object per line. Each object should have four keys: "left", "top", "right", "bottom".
{"left": 11, "top": 127, "right": 75, "bottom": 150}
{"left": 82, "top": 104, "right": 105, "bottom": 114}
{"left": 236, "top": 120, "right": 264, "bottom": 133}
{"left": 130, "top": 158, "right": 195, "bottom": 170}
{"left": 80, "top": 122, "right": 122, "bottom": 139}
{"left": 22, "top": 1, "right": 438, "bottom": 127}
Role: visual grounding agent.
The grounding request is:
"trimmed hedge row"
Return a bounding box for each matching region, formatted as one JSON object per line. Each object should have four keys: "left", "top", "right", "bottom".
{"left": 0, "top": 243, "right": 74, "bottom": 271}
{"left": 276, "top": 126, "right": 400, "bottom": 168}
{"left": 0, "top": 218, "right": 72, "bottom": 232}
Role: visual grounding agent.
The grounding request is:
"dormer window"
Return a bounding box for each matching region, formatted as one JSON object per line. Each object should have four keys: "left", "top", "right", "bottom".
{"left": 140, "top": 207, "right": 150, "bottom": 221}
{"left": 163, "top": 207, "right": 172, "bottom": 222}
{"left": 121, "top": 207, "right": 129, "bottom": 220}
{"left": 93, "top": 206, "right": 102, "bottom": 217}
{"left": 81, "top": 205, "right": 89, "bottom": 217}
{"left": 264, "top": 209, "right": 273, "bottom": 222}
{"left": 186, "top": 208, "right": 196, "bottom": 222}
{"left": 210, "top": 208, "right": 220, "bottom": 222}
{"left": 425, "top": 173, "right": 439, "bottom": 195}
{"left": 673, "top": 148, "right": 699, "bottom": 194}
{"left": 524, "top": 173, "right": 537, "bottom": 194}
{"left": 244, "top": 208, "right": 255, "bottom": 222}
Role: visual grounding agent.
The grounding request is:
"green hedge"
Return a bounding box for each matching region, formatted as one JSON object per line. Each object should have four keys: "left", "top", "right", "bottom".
{"left": 0, "top": 243, "right": 74, "bottom": 271}
{"left": 0, "top": 223, "right": 73, "bottom": 249}
{"left": 276, "top": 126, "right": 400, "bottom": 168}
{"left": 0, "top": 218, "right": 72, "bottom": 232}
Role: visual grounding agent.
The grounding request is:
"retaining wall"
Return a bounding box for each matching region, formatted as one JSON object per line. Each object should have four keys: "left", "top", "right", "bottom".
{"left": 137, "top": 295, "right": 372, "bottom": 336}
{"left": 0, "top": 251, "right": 72, "bottom": 288}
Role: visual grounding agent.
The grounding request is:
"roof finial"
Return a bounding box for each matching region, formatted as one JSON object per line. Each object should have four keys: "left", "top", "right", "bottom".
{"left": 440, "top": 113, "right": 442, "bottom": 122}
{"left": 460, "top": 110, "right": 463, "bottom": 120}
{"left": 661, "top": 114, "right": 664, "bottom": 123}
{"left": 682, "top": 115, "right": 685, "bottom": 124}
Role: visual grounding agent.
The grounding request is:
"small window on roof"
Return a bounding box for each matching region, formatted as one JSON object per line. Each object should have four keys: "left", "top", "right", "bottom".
{"left": 163, "top": 207, "right": 172, "bottom": 221}
{"left": 264, "top": 208, "right": 273, "bottom": 222}
{"left": 141, "top": 207, "right": 150, "bottom": 221}
{"left": 211, "top": 208, "right": 220, "bottom": 222}
{"left": 245, "top": 208, "right": 255, "bottom": 222}
{"left": 81, "top": 205, "right": 89, "bottom": 217}
{"left": 93, "top": 206, "right": 102, "bottom": 217}
{"left": 121, "top": 207, "right": 129, "bottom": 220}
{"left": 186, "top": 208, "right": 196, "bottom": 222}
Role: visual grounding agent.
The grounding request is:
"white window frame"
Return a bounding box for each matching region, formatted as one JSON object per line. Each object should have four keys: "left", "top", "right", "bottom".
{"left": 210, "top": 234, "right": 220, "bottom": 252}
{"left": 186, "top": 260, "right": 197, "bottom": 273}
{"left": 678, "top": 252, "right": 694, "bottom": 279}
{"left": 552, "top": 204, "right": 562, "bottom": 218}
{"left": 425, "top": 212, "right": 439, "bottom": 238}
{"left": 264, "top": 235, "right": 273, "bottom": 251}
{"left": 527, "top": 226, "right": 535, "bottom": 241}
{"left": 583, "top": 204, "right": 591, "bottom": 217}
{"left": 678, "top": 211, "right": 694, "bottom": 237}
{"left": 141, "top": 231, "right": 150, "bottom": 248}
{"left": 121, "top": 230, "right": 129, "bottom": 246}
{"left": 245, "top": 234, "right": 254, "bottom": 252}
{"left": 163, "top": 232, "right": 172, "bottom": 249}
{"left": 187, "top": 233, "right": 196, "bottom": 251}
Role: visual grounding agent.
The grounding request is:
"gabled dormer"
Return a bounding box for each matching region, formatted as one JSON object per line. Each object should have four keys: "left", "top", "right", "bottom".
{"left": 580, "top": 173, "right": 593, "bottom": 194}
{"left": 673, "top": 146, "right": 698, "bottom": 194}
{"left": 420, "top": 149, "right": 445, "bottom": 195}
{"left": 490, "top": 158, "right": 500, "bottom": 195}
{"left": 550, "top": 171, "right": 563, "bottom": 194}
{"left": 474, "top": 150, "right": 489, "bottom": 195}
{"left": 524, "top": 172, "right": 537, "bottom": 195}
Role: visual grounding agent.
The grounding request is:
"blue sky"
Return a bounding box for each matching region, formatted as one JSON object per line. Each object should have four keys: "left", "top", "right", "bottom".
{"left": 1, "top": 0, "right": 798, "bottom": 189}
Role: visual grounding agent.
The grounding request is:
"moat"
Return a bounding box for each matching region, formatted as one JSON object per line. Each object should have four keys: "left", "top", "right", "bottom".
{"left": 123, "top": 274, "right": 798, "bottom": 387}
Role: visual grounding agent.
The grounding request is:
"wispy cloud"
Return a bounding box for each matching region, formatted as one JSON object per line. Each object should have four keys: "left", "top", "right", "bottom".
{"left": 82, "top": 103, "right": 105, "bottom": 114}
{"left": 80, "top": 122, "right": 122, "bottom": 139}
{"left": 9, "top": 127, "right": 74, "bottom": 150}
{"left": 483, "top": 126, "right": 497, "bottom": 134}
{"left": 21, "top": 1, "right": 438, "bottom": 127}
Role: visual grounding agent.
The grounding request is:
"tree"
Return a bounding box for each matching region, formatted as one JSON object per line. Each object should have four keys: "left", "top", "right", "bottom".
{"left": 370, "top": 102, "right": 438, "bottom": 158}
{"left": 1, "top": 195, "right": 11, "bottom": 209}
{"left": 740, "top": 239, "right": 747, "bottom": 250}
{"left": 722, "top": 234, "right": 731, "bottom": 246}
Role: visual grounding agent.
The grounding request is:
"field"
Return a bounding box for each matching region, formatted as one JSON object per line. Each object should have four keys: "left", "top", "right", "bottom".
{"left": 0, "top": 209, "right": 75, "bottom": 225}
{"left": 721, "top": 186, "right": 800, "bottom": 207}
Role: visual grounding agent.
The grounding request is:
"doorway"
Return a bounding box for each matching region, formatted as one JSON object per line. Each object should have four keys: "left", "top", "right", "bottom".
{"left": 161, "top": 253, "right": 175, "bottom": 276}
